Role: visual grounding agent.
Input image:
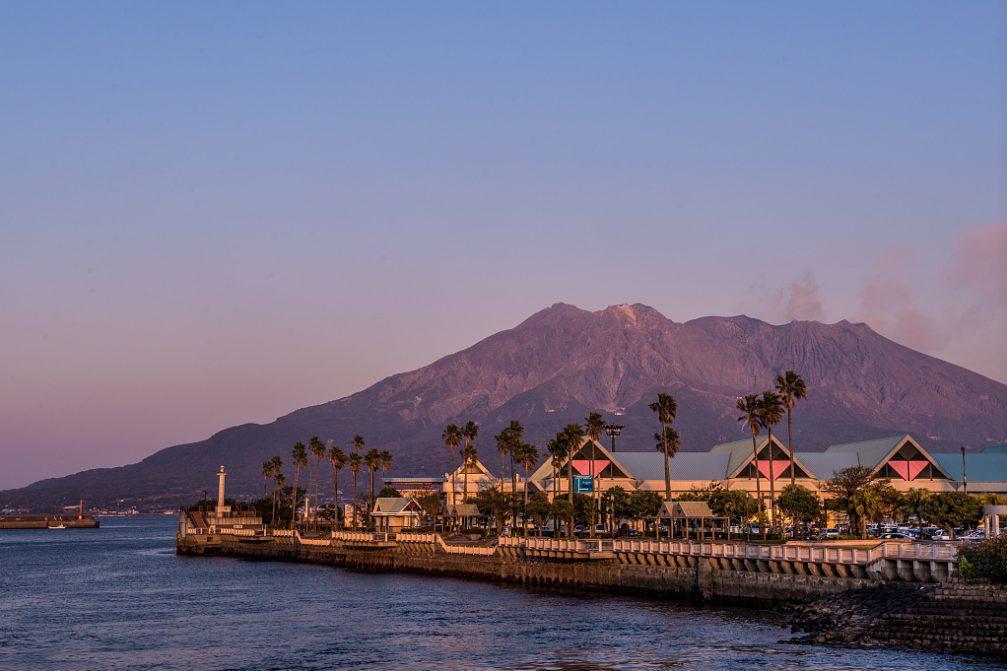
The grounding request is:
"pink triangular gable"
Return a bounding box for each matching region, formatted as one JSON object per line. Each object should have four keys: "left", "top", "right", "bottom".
{"left": 572, "top": 460, "right": 610, "bottom": 475}
{"left": 889, "top": 460, "right": 909, "bottom": 480}
{"left": 908, "top": 461, "right": 929, "bottom": 481}
{"left": 756, "top": 460, "right": 791, "bottom": 480}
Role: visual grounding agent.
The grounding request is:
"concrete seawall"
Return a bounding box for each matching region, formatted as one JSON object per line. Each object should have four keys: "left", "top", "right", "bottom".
{"left": 176, "top": 534, "right": 888, "bottom": 605}
{"left": 0, "top": 515, "right": 100, "bottom": 529}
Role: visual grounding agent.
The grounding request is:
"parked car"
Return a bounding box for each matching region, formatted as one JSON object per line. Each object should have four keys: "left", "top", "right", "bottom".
{"left": 878, "top": 532, "right": 915, "bottom": 540}
{"left": 820, "top": 528, "right": 840, "bottom": 539}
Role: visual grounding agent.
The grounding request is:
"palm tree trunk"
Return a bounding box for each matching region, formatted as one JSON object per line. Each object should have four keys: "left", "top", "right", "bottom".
{"left": 768, "top": 429, "right": 776, "bottom": 533}
{"left": 788, "top": 407, "right": 795, "bottom": 490}
{"left": 523, "top": 463, "right": 529, "bottom": 534}
{"left": 291, "top": 467, "right": 300, "bottom": 530}
{"left": 352, "top": 474, "right": 358, "bottom": 530}
{"left": 451, "top": 447, "right": 459, "bottom": 503}
{"left": 271, "top": 479, "right": 277, "bottom": 526}
{"left": 332, "top": 464, "right": 340, "bottom": 531}
{"left": 752, "top": 429, "right": 762, "bottom": 540}
{"left": 313, "top": 457, "right": 320, "bottom": 528}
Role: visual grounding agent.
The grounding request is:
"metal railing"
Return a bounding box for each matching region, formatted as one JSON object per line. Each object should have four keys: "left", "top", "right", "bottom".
{"left": 499, "top": 537, "right": 957, "bottom": 565}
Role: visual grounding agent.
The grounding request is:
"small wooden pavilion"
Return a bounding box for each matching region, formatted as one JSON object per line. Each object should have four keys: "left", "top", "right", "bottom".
{"left": 441, "top": 503, "right": 483, "bottom": 531}
{"left": 659, "top": 501, "right": 729, "bottom": 540}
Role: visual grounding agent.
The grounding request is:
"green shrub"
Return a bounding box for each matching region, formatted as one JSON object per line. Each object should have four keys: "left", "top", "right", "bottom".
{"left": 959, "top": 534, "right": 1007, "bottom": 584}
{"left": 958, "top": 554, "right": 980, "bottom": 584}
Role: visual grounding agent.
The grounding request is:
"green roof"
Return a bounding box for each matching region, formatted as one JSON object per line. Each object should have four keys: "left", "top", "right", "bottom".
{"left": 825, "top": 435, "right": 909, "bottom": 469}
{"left": 710, "top": 437, "right": 769, "bottom": 477}
{"left": 931, "top": 453, "right": 1007, "bottom": 482}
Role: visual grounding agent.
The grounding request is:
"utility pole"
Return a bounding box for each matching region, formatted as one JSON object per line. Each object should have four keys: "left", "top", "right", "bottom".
{"left": 961, "top": 445, "right": 968, "bottom": 494}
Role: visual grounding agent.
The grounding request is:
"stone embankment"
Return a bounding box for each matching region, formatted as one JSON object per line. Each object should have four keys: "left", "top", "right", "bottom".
{"left": 787, "top": 579, "right": 1007, "bottom": 655}
{"left": 0, "top": 515, "right": 100, "bottom": 529}
{"left": 178, "top": 533, "right": 918, "bottom": 605}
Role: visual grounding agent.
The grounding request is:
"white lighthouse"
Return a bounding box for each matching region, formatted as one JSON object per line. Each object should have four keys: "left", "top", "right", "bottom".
{"left": 216, "top": 466, "right": 229, "bottom": 514}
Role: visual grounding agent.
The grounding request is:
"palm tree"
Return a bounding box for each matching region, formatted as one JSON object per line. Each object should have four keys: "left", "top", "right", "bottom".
{"left": 270, "top": 457, "right": 283, "bottom": 524}
{"left": 349, "top": 452, "right": 363, "bottom": 530}
{"left": 329, "top": 445, "right": 347, "bottom": 530}
{"left": 365, "top": 448, "right": 382, "bottom": 530}
{"left": 775, "top": 371, "right": 808, "bottom": 489}
{"left": 290, "top": 441, "right": 309, "bottom": 529}
{"left": 309, "top": 436, "right": 327, "bottom": 526}
{"left": 460, "top": 443, "right": 478, "bottom": 505}
{"left": 507, "top": 420, "right": 524, "bottom": 495}
{"left": 562, "top": 423, "right": 584, "bottom": 535}
{"left": 379, "top": 449, "right": 394, "bottom": 491}
{"left": 584, "top": 412, "right": 606, "bottom": 537}
{"left": 495, "top": 427, "right": 513, "bottom": 488}
{"left": 653, "top": 426, "right": 681, "bottom": 485}
{"left": 272, "top": 471, "right": 286, "bottom": 526}
{"left": 261, "top": 460, "right": 273, "bottom": 499}
{"left": 352, "top": 435, "right": 365, "bottom": 455}
{"left": 758, "top": 391, "right": 785, "bottom": 532}
{"left": 546, "top": 437, "right": 566, "bottom": 499}
{"left": 649, "top": 393, "right": 678, "bottom": 501}
{"left": 442, "top": 424, "right": 462, "bottom": 504}
{"left": 737, "top": 395, "right": 763, "bottom": 538}
{"left": 518, "top": 441, "right": 540, "bottom": 531}
{"left": 460, "top": 421, "right": 480, "bottom": 506}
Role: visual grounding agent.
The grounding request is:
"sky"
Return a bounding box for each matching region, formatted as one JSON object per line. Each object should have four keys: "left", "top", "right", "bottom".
{"left": 1, "top": 2, "right": 1005, "bottom": 490}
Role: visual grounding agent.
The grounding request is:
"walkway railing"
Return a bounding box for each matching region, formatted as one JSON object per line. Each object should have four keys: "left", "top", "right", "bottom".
{"left": 499, "top": 537, "right": 957, "bottom": 565}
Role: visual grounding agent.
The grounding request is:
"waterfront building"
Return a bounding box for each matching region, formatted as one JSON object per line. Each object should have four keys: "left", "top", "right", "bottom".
{"left": 517, "top": 434, "right": 1006, "bottom": 521}
{"left": 371, "top": 497, "right": 425, "bottom": 532}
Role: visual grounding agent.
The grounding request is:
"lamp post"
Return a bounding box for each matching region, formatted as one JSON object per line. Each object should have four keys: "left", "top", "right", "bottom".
{"left": 603, "top": 423, "right": 624, "bottom": 537}
{"left": 961, "top": 445, "right": 968, "bottom": 494}
{"left": 745, "top": 491, "right": 750, "bottom": 544}
{"left": 609, "top": 492, "right": 616, "bottom": 536}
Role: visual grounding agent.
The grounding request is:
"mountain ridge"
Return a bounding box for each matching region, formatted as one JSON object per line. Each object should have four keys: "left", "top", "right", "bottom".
{"left": 4, "top": 303, "right": 1005, "bottom": 511}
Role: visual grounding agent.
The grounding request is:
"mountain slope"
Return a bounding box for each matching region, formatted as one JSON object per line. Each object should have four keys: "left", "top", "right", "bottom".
{"left": 5, "top": 303, "right": 1006, "bottom": 511}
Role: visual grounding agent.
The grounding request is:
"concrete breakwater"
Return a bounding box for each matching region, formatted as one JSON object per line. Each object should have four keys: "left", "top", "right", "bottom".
{"left": 0, "top": 515, "right": 100, "bottom": 529}
{"left": 176, "top": 532, "right": 945, "bottom": 605}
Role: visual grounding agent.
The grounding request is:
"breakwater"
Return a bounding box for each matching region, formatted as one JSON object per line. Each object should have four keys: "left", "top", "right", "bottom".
{"left": 175, "top": 531, "right": 951, "bottom": 605}
{"left": 177, "top": 531, "right": 1007, "bottom": 655}
{"left": 0, "top": 515, "right": 99, "bottom": 529}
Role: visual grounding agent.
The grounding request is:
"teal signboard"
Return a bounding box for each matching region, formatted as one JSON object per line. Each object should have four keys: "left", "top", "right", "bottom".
{"left": 573, "top": 475, "right": 594, "bottom": 493}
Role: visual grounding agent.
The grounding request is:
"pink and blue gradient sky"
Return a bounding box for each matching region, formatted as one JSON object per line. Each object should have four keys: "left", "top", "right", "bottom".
{"left": 1, "top": 3, "right": 1005, "bottom": 490}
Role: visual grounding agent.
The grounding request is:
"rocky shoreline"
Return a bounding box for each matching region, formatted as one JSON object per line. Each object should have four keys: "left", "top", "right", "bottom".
{"left": 784, "top": 578, "right": 1007, "bottom": 655}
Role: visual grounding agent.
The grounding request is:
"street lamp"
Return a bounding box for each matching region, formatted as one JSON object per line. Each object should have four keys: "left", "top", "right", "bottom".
{"left": 603, "top": 423, "right": 624, "bottom": 452}
{"left": 603, "top": 424, "right": 624, "bottom": 538}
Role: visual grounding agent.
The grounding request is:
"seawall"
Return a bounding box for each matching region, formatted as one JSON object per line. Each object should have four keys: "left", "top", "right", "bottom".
{"left": 176, "top": 534, "right": 890, "bottom": 605}
{"left": 0, "top": 515, "right": 100, "bottom": 529}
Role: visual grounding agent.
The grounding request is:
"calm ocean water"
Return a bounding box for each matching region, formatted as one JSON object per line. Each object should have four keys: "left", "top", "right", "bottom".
{"left": 0, "top": 517, "right": 1003, "bottom": 671}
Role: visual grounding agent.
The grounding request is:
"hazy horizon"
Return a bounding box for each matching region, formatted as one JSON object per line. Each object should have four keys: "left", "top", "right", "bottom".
{"left": 2, "top": 3, "right": 1005, "bottom": 490}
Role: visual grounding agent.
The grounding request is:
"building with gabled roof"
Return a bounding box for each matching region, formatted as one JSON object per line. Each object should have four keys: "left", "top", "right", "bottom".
{"left": 371, "top": 497, "right": 425, "bottom": 532}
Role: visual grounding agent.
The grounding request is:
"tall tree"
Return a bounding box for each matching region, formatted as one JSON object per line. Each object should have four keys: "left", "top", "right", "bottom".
{"left": 736, "top": 395, "right": 764, "bottom": 539}
{"left": 261, "top": 460, "right": 273, "bottom": 499}
{"left": 461, "top": 421, "right": 480, "bottom": 505}
{"left": 442, "top": 424, "right": 462, "bottom": 505}
{"left": 518, "top": 441, "right": 540, "bottom": 531}
{"left": 648, "top": 393, "right": 678, "bottom": 500}
{"left": 379, "top": 450, "right": 394, "bottom": 497}
{"left": 546, "top": 437, "right": 566, "bottom": 499}
{"left": 328, "top": 445, "right": 347, "bottom": 531}
{"left": 494, "top": 426, "right": 513, "bottom": 489}
{"left": 653, "top": 426, "right": 681, "bottom": 494}
{"left": 365, "top": 448, "right": 382, "bottom": 529}
{"left": 460, "top": 443, "right": 478, "bottom": 504}
{"left": 349, "top": 452, "right": 363, "bottom": 530}
{"left": 290, "top": 442, "right": 309, "bottom": 529}
{"left": 561, "top": 423, "right": 584, "bottom": 535}
{"left": 758, "top": 391, "right": 785, "bottom": 531}
{"left": 270, "top": 456, "right": 283, "bottom": 525}
{"left": 272, "top": 471, "right": 286, "bottom": 526}
{"left": 309, "top": 436, "right": 326, "bottom": 526}
{"left": 775, "top": 371, "right": 808, "bottom": 489}
{"left": 507, "top": 420, "right": 524, "bottom": 495}
{"left": 584, "top": 412, "right": 606, "bottom": 537}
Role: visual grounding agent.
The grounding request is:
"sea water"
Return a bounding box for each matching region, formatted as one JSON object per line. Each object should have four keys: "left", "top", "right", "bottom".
{"left": 1, "top": 517, "right": 1003, "bottom": 670}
